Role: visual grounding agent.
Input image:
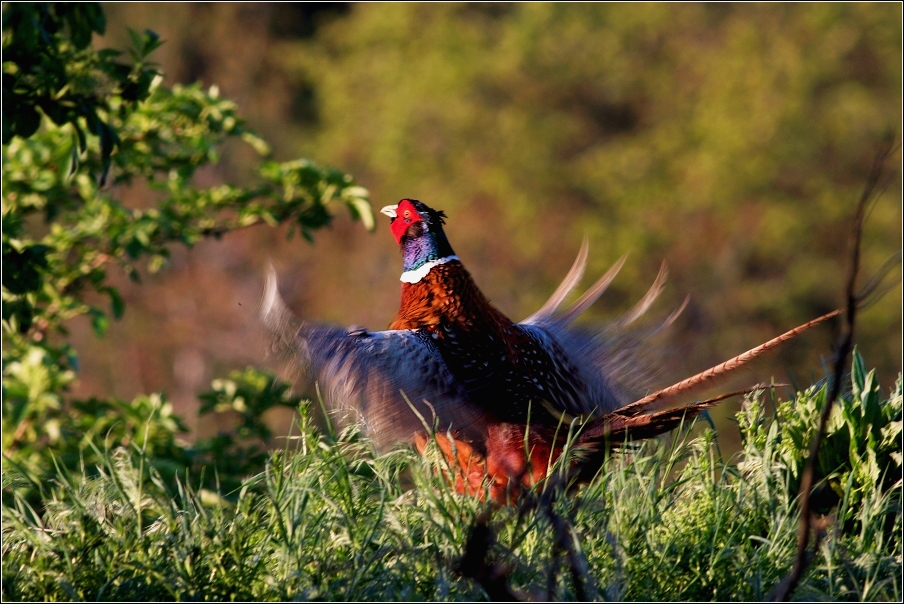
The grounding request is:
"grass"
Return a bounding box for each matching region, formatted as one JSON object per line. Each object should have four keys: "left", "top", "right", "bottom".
{"left": 2, "top": 357, "right": 901, "bottom": 601}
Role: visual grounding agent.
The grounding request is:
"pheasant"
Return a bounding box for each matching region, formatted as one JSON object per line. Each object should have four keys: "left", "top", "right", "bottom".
{"left": 262, "top": 198, "right": 839, "bottom": 501}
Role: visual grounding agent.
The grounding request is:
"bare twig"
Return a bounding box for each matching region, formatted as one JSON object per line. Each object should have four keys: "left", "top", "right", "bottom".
{"left": 855, "top": 249, "right": 903, "bottom": 310}
{"left": 546, "top": 507, "right": 596, "bottom": 601}
{"left": 769, "top": 139, "right": 895, "bottom": 601}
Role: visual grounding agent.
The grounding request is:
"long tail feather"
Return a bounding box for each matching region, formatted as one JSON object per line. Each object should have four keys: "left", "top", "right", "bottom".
{"left": 619, "top": 309, "right": 842, "bottom": 415}
{"left": 580, "top": 383, "right": 784, "bottom": 443}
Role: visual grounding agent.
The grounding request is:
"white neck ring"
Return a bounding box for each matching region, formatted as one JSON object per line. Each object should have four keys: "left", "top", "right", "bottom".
{"left": 400, "top": 256, "right": 459, "bottom": 283}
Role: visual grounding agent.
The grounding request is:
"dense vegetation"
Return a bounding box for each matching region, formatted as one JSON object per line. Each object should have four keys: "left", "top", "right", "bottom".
{"left": 3, "top": 354, "right": 902, "bottom": 601}
{"left": 2, "top": 4, "right": 901, "bottom": 601}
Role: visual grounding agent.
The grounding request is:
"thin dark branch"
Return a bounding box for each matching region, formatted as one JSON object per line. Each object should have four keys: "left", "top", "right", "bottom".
{"left": 547, "top": 507, "right": 596, "bottom": 601}
{"left": 199, "top": 217, "right": 270, "bottom": 238}
{"left": 855, "top": 250, "right": 903, "bottom": 308}
{"left": 527, "top": 476, "right": 598, "bottom": 601}
{"left": 456, "top": 506, "right": 523, "bottom": 602}
{"left": 770, "top": 138, "right": 894, "bottom": 601}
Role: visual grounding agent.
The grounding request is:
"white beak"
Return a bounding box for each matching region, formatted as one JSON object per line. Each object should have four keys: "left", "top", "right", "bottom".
{"left": 380, "top": 204, "right": 398, "bottom": 218}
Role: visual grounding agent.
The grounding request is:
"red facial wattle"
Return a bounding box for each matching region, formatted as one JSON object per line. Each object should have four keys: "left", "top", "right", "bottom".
{"left": 389, "top": 199, "right": 423, "bottom": 244}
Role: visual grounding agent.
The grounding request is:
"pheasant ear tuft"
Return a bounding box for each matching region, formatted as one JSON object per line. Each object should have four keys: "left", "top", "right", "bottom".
{"left": 435, "top": 210, "right": 447, "bottom": 225}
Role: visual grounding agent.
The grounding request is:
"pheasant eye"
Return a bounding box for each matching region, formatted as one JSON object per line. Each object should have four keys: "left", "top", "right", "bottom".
{"left": 403, "top": 209, "right": 412, "bottom": 222}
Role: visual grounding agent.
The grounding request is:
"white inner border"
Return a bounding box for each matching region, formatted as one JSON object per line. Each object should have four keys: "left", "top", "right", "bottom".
{"left": 400, "top": 255, "right": 459, "bottom": 283}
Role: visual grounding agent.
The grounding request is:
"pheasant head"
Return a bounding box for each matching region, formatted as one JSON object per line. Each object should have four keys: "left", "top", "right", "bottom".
{"left": 380, "top": 198, "right": 458, "bottom": 283}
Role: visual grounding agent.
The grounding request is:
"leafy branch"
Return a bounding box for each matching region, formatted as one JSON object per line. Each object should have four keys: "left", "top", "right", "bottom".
{"left": 1, "top": 2, "right": 373, "bottom": 495}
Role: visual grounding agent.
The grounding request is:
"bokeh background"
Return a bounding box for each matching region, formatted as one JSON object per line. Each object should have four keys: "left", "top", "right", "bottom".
{"left": 69, "top": 3, "right": 901, "bottom": 447}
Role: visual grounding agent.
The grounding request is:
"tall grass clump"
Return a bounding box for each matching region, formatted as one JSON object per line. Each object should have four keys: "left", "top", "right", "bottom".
{"left": 3, "top": 351, "right": 901, "bottom": 601}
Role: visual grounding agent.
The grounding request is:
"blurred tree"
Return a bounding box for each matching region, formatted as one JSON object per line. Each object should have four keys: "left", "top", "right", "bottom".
{"left": 2, "top": 3, "right": 372, "bottom": 489}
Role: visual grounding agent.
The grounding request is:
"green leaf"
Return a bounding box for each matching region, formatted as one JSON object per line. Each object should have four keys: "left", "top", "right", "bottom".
{"left": 11, "top": 105, "right": 41, "bottom": 141}
{"left": 1, "top": 244, "right": 49, "bottom": 294}
{"left": 139, "top": 29, "right": 163, "bottom": 56}
{"left": 348, "top": 196, "right": 375, "bottom": 231}
{"left": 852, "top": 347, "right": 866, "bottom": 401}
{"left": 89, "top": 309, "right": 109, "bottom": 337}
{"left": 103, "top": 287, "right": 125, "bottom": 319}
{"left": 241, "top": 131, "right": 271, "bottom": 156}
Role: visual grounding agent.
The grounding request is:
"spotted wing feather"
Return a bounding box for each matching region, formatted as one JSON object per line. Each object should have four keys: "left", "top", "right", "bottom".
{"left": 516, "top": 323, "right": 626, "bottom": 416}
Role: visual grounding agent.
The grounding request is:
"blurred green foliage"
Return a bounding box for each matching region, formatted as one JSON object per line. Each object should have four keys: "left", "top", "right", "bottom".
{"left": 2, "top": 2, "right": 371, "bottom": 497}
{"left": 193, "top": 368, "right": 306, "bottom": 494}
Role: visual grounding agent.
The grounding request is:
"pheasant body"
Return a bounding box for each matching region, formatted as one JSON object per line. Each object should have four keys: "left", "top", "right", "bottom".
{"left": 262, "top": 198, "right": 651, "bottom": 499}
{"left": 263, "top": 197, "right": 837, "bottom": 501}
{"left": 389, "top": 199, "right": 631, "bottom": 429}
